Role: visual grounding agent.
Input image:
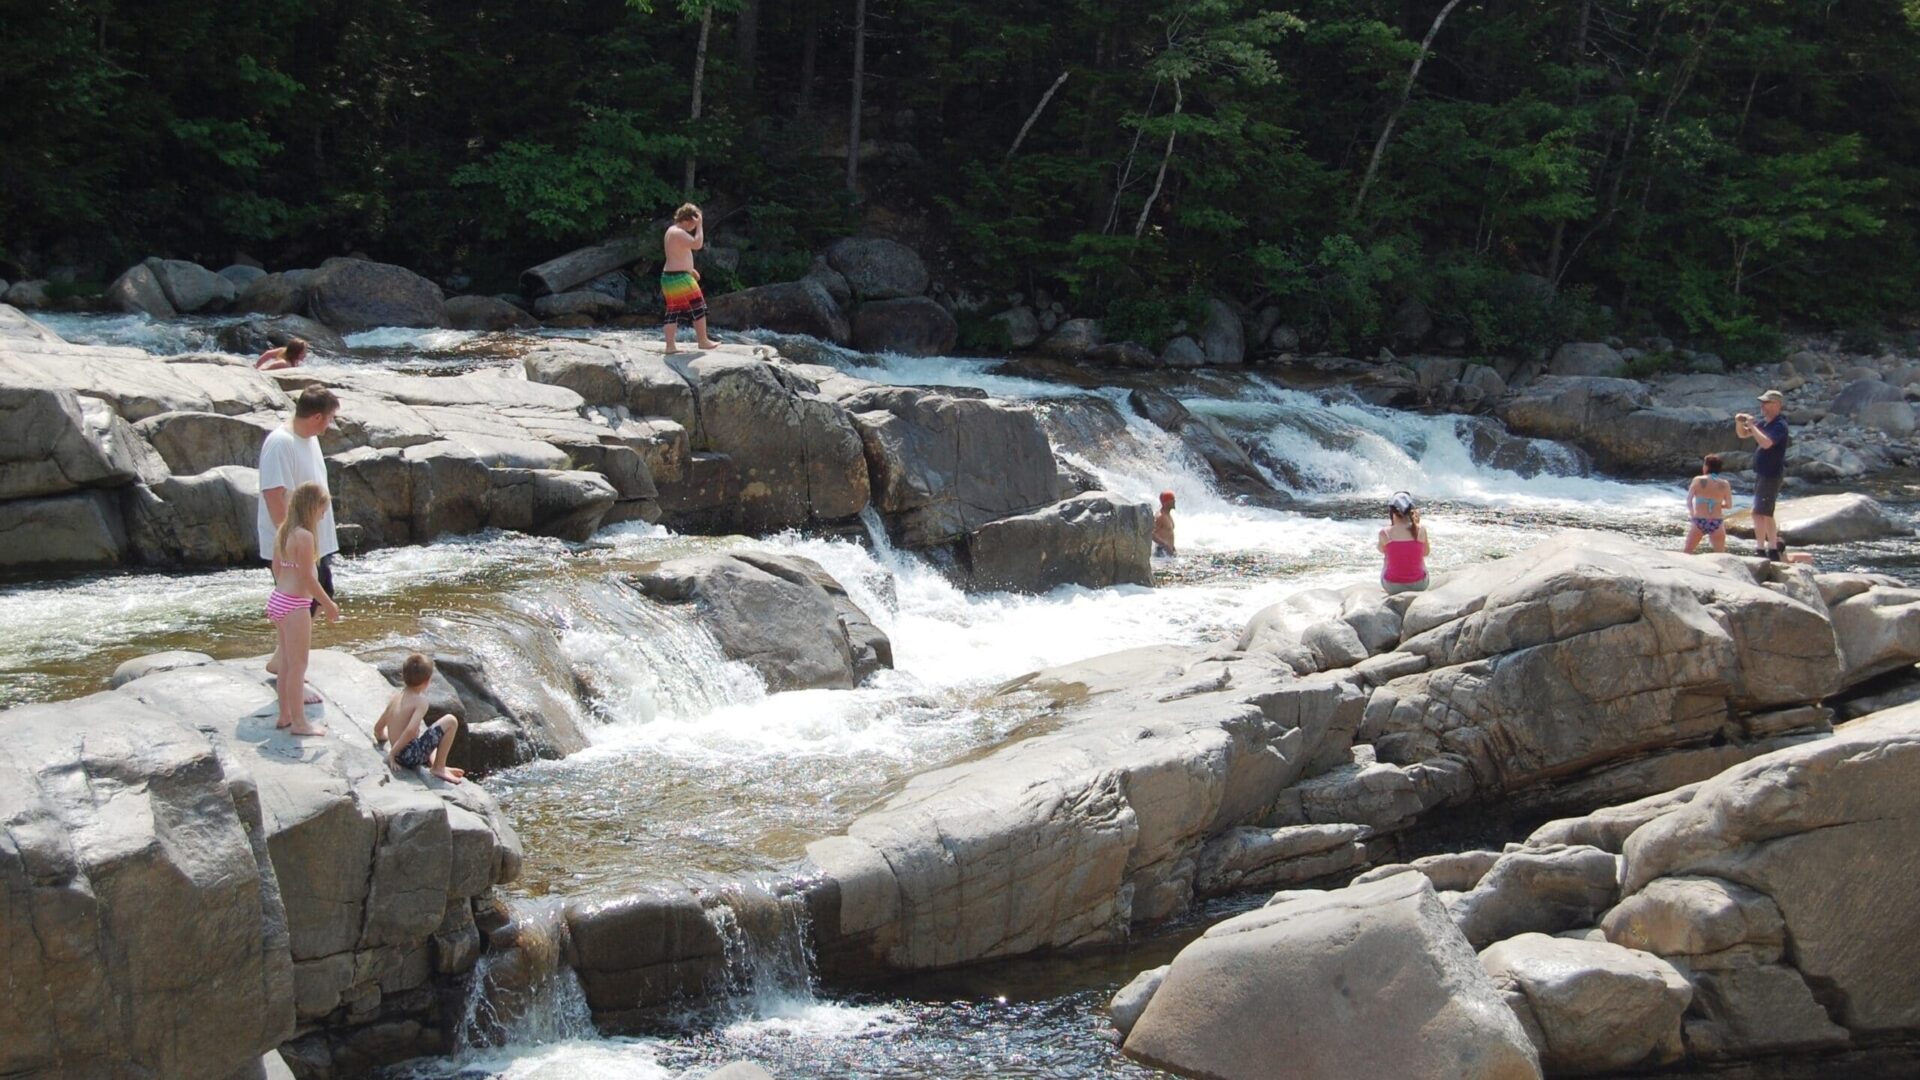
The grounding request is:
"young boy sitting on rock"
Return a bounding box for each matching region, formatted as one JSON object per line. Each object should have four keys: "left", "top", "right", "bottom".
{"left": 373, "top": 653, "right": 466, "bottom": 784}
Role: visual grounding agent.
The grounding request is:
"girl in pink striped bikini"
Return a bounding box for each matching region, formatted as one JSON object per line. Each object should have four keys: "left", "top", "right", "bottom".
{"left": 268, "top": 482, "right": 341, "bottom": 736}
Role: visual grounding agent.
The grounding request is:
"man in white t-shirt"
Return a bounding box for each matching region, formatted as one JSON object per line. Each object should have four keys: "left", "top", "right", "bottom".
{"left": 259, "top": 386, "right": 343, "bottom": 700}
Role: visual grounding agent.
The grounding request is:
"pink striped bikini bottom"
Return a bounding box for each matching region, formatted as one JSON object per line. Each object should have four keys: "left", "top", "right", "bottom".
{"left": 266, "top": 590, "right": 310, "bottom": 622}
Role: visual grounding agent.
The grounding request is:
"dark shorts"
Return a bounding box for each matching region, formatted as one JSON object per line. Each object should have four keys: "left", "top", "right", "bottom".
{"left": 262, "top": 553, "right": 334, "bottom": 614}
{"left": 1753, "top": 474, "right": 1784, "bottom": 517}
{"left": 395, "top": 722, "right": 445, "bottom": 769}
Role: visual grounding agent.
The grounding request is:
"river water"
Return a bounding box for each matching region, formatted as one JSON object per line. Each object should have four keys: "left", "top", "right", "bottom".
{"left": 12, "top": 313, "right": 1920, "bottom": 1078}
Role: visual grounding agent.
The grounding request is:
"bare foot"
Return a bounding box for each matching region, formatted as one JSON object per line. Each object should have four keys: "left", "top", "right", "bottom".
{"left": 696, "top": 339, "right": 719, "bottom": 350}
{"left": 276, "top": 718, "right": 293, "bottom": 730}
{"left": 431, "top": 765, "right": 466, "bottom": 784}
{"left": 662, "top": 346, "right": 678, "bottom": 355}
{"left": 287, "top": 722, "right": 328, "bottom": 737}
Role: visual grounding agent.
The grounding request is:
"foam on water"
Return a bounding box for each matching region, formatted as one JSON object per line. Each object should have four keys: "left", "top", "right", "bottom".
{"left": 1210, "top": 377, "right": 1673, "bottom": 513}
{"left": 30, "top": 311, "right": 243, "bottom": 354}
{"left": 342, "top": 326, "right": 487, "bottom": 350}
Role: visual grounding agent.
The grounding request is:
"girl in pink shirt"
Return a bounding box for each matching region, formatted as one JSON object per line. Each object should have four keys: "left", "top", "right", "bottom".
{"left": 1378, "top": 491, "right": 1430, "bottom": 594}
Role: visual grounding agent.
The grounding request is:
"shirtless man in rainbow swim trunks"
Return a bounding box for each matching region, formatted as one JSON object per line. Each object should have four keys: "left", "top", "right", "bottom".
{"left": 1683, "top": 453, "right": 1733, "bottom": 554}
{"left": 661, "top": 203, "right": 718, "bottom": 354}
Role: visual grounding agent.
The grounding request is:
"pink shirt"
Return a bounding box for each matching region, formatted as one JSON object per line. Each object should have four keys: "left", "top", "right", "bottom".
{"left": 1383, "top": 539, "right": 1427, "bottom": 584}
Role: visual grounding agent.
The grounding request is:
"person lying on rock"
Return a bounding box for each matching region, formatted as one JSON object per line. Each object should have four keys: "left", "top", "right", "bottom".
{"left": 1379, "top": 491, "right": 1430, "bottom": 594}
{"left": 255, "top": 337, "right": 309, "bottom": 371}
{"left": 661, "top": 203, "right": 718, "bottom": 354}
{"left": 1153, "top": 490, "right": 1178, "bottom": 556}
{"left": 1684, "top": 453, "right": 1733, "bottom": 555}
{"left": 373, "top": 652, "right": 466, "bottom": 784}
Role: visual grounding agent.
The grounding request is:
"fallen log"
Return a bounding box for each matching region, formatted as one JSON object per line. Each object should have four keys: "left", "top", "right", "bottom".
{"left": 520, "top": 236, "right": 652, "bottom": 297}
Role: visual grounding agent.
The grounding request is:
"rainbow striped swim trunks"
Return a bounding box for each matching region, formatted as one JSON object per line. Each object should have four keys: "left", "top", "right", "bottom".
{"left": 660, "top": 270, "right": 706, "bottom": 328}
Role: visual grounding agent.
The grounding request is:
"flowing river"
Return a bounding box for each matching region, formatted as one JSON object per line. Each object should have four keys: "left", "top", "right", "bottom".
{"left": 12, "top": 313, "right": 1920, "bottom": 1078}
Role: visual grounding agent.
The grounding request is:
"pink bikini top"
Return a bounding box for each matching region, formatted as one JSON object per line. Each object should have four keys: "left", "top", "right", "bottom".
{"left": 1383, "top": 539, "right": 1427, "bottom": 583}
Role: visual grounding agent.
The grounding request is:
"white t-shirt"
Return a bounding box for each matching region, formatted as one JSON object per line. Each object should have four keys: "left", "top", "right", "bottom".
{"left": 256, "top": 426, "right": 339, "bottom": 560}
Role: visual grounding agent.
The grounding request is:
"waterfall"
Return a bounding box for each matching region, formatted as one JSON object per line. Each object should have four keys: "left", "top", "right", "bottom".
{"left": 701, "top": 882, "right": 822, "bottom": 1021}
{"left": 455, "top": 899, "right": 596, "bottom": 1053}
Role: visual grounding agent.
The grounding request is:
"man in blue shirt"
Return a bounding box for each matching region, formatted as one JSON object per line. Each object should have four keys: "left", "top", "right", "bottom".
{"left": 1736, "top": 389, "right": 1791, "bottom": 560}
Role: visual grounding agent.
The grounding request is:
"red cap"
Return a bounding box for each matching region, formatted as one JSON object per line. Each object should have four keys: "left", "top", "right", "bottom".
{"left": 1160, "top": 490, "right": 1176, "bottom": 507}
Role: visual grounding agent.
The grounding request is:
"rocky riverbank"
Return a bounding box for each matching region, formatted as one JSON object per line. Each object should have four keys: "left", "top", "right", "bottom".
{"left": 0, "top": 650, "right": 520, "bottom": 1080}
{"left": 0, "top": 305, "right": 1150, "bottom": 592}
{"left": 15, "top": 532, "right": 1920, "bottom": 1079}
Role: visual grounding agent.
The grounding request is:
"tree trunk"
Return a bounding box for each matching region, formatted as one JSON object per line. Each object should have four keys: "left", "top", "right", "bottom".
{"left": 1350, "top": 0, "right": 1466, "bottom": 220}
{"left": 1106, "top": 80, "right": 1162, "bottom": 234}
{"left": 1545, "top": 0, "right": 1593, "bottom": 279}
{"left": 1134, "top": 80, "right": 1182, "bottom": 239}
{"left": 1006, "top": 70, "right": 1071, "bottom": 161}
{"left": 797, "top": 0, "right": 818, "bottom": 117}
{"left": 685, "top": 5, "right": 713, "bottom": 194}
{"left": 521, "top": 237, "right": 655, "bottom": 297}
{"left": 736, "top": 0, "right": 761, "bottom": 93}
{"left": 847, "top": 0, "right": 867, "bottom": 193}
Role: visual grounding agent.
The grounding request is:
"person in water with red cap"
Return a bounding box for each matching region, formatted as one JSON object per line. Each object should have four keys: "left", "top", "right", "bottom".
{"left": 1153, "top": 490, "right": 1177, "bottom": 556}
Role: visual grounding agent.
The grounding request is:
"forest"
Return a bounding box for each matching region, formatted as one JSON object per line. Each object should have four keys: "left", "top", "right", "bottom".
{"left": 3, "top": 0, "right": 1918, "bottom": 358}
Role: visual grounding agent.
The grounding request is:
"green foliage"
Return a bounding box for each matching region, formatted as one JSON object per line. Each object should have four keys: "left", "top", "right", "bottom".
{"left": 956, "top": 310, "right": 1014, "bottom": 355}
{"left": 2, "top": 0, "right": 1917, "bottom": 354}
{"left": 453, "top": 110, "right": 690, "bottom": 242}
{"left": 1623, "top": 351, "right": 1681, "bottom": 380}
{"left": 1104, "top": 292, "right": 1210, "bottom": 350}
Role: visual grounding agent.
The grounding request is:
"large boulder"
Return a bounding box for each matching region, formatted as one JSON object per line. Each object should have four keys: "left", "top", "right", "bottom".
{"left": 0, "top": 384, "right": 149, "bottom": 499}
{"left": 215, "top": 315, "right": 348, "bottom": 358}
{"left": 809, "top": 649, "right": 1368, "bottom": 966}
{"left": 3, "top": 280, "right": 51, "bottom": 308}
{"left": 443, "top": 294, "right": 538, "bottom": 331}
{"left": 0, "top": 490, "right": 127, "bottom": 570}
{"left": 1828, "top": 583, "right": 1920, "bottom": 688}
{"left": 850, "top": 296, "right": 958, "bottom": 357}
{"left": 1121, "top": 874, "right": 1541, "bottom": 1080}
{"left": 0, "top": 653, "right": 522, "bottom": 1080}
{"left": 824, "top": 237, "right": 930, "bottom": 300}
{"left": 1501, "top": 377, "right": 1741, "bottom": 473}
{"left": 1829, "top": 376, "right": 1905, "bottom": 417}
{"left": 134, "top": 410, "right": 280, "bottom": 475}
{"left": 1479, "top": 933, "right": 1690, "bottom": 1075}
{"left": 302, "top": 257, "right": 450, "bottom": 332}
{"left": 1724, "top": 493, "right": 1911, "bottom": 545}
{"left": 328, "top": 441, "right": 494, "bottom": 548}
{"left": 124, "top": 466, "right": 260, "bottom": 565}
{"left": 1448, "top": 845, "right": 1621, "bottom": 948}
{"left": 1199, "top": 299, "right": 1245, "bottom": 365}
{"left": 991, "top": 306, "right": 1041, "bottom": 350}
{"left": 219, "top": 264, "right": 268, "bottom": 289}
{"left": 1126, "top": 388, "right": 1280, "bottom": 501}
{"left": 675, "top": 353, "right": 870, "bottom": 531}
{"left": 1038, "top": 317, "right": 1102, "bottom": 359}
{"left": 1620, "top": 706, "right": 1920, "bottom": 1035}
{"left": 837, "top": 384, "right": 1060, "bottom": 548}
{"left": 630, "top": 551, "right": 891, "bottom": 691}
{"left": 1549, "top": 342, "right": 1627, "bottom": 378}
{"left": 532, "top": 289, "right": 625, "bottom": 322}
{"left": 707, "top": 279, "right": 851, "bottom": 345}
{"left": 1357, "top": 534, "right": 1844, "bottom": 799}
{"left": 106, "top": 263, "right": 177, "bottom": 318}
{"left": 964, "top": 492, "right": 1153, "bottom": 593}
{"left": 235, "top": 270, "right": 313, "bottom": 316}
{"left": 1861, "top": 398, "right": 1916, "bottom": 436}
{"left": 142, "top": 257, "right": 235, "bottom": 313}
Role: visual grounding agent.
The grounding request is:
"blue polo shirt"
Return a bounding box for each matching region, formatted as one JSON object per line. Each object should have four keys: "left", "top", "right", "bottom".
{"left": 1753, "top": 415, "right": 1790, "bottom": 478}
